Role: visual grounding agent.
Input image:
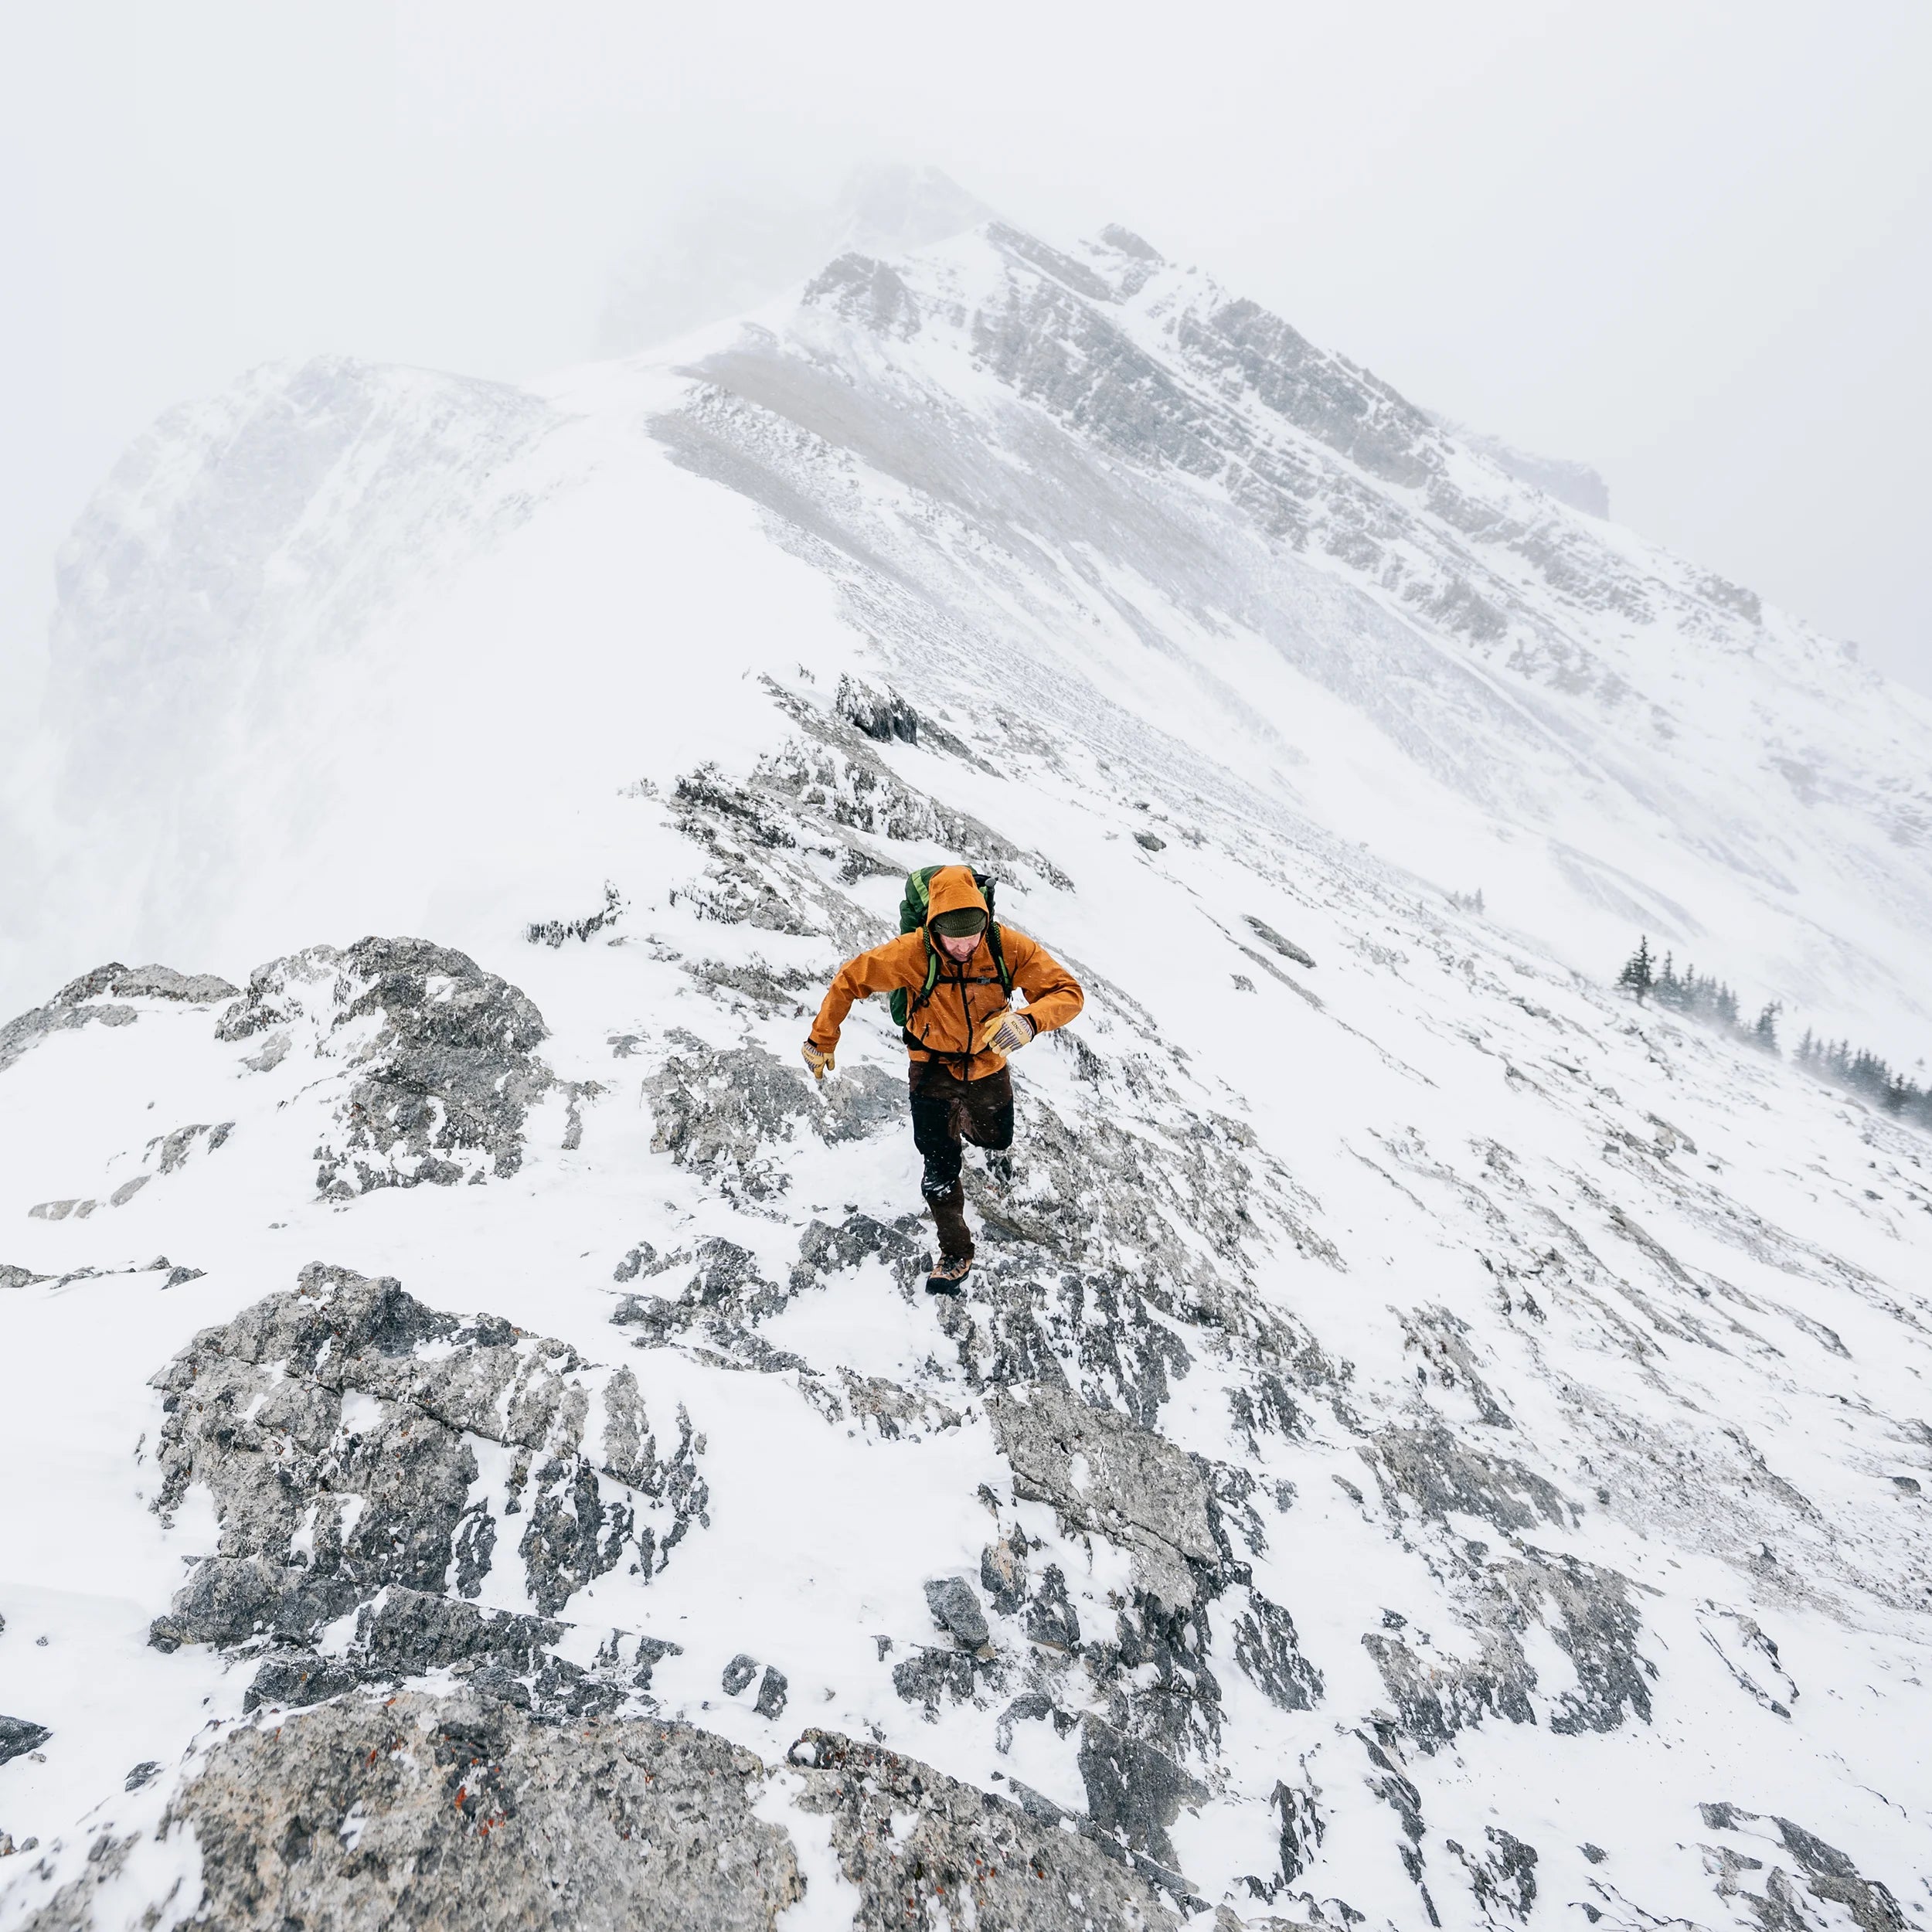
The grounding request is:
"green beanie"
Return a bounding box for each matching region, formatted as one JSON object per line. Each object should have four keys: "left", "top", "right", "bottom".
{"left": 930, "top": 906, "right": 988, "bottom": 940}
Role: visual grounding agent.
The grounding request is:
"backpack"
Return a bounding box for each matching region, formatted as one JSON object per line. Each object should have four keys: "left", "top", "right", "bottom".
{"left": 889, "top": 865, "right": 1012, "bottom": 1030}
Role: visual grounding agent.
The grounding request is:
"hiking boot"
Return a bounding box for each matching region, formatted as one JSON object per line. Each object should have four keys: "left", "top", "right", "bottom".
{"left": 926, "top": 1254, "right": 973, "bottom": 1296}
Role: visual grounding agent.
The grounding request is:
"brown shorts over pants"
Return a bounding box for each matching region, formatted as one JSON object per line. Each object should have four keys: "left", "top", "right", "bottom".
{"left": 909, "top": 1062, "right": 1014, "bottom": 1260}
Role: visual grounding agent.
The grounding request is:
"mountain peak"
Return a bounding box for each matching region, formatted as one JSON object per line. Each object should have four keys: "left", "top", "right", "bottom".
{"left": 5, "top": 176, "right": 1932, "bottom": 1932}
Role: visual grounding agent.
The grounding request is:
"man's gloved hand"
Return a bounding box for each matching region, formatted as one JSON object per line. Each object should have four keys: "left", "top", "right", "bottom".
{"left": 976, "top": 1007, "right": 1037, "bottom": 1056}
{"left": 801, "top": 1040, "right": 835, "bottom": 1081}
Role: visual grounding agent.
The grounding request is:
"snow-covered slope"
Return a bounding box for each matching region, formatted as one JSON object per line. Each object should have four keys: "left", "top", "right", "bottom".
{"left": 2, "top": 217, "right": 1930, "bottom": 1930}
{"left": 11, "top": 219, "right": 1932, "bottom": 1047}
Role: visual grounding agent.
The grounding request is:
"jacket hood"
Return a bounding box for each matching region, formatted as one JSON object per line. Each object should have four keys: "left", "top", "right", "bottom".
{"left": 924, "top": 866, "right": 989, "bottom": 931}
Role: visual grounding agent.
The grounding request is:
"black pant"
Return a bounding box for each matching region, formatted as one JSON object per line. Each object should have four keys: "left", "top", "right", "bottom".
{"left": 910, "top": 1063, "right": 1014, "bottom": 1200}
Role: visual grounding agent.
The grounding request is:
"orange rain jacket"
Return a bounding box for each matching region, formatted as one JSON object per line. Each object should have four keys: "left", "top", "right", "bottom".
{"left": 808, "top": 866, "right": 1083, "bottom": 1080}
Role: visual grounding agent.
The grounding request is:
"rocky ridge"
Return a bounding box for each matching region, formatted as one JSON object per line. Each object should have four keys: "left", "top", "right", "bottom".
{"left": 8, "top": 670, "right": 1930, "bottom": 1927}
{"left": 5, "top": 211, "right": 1932, "bottom": 1930}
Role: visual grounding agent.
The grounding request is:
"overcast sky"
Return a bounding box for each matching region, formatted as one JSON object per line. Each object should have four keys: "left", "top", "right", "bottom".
{"left": 4, "top": 0, "right": 1927, "bottom": 699}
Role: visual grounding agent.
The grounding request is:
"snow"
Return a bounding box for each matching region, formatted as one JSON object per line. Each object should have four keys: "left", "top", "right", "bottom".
{"left": 2, "top": 213, "right": 1930, "bottom": 1929}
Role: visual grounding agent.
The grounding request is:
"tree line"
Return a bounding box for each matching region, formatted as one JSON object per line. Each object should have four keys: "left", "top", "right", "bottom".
{"left": 1614, "top": 935, "right": 1932, "bottom": 1127}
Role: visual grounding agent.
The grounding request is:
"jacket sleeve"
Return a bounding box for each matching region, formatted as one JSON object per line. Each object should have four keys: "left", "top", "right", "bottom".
{"left": 1006, "top": 931, "right": 1084, "bottom": 1035}
{"left": 809, "top": 936, "right": 921, "bottom": 1053}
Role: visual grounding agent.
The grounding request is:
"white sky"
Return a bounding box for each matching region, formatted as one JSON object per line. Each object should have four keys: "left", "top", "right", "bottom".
{"left": 3, "top": 0, "right": 1927, "bottom": 697}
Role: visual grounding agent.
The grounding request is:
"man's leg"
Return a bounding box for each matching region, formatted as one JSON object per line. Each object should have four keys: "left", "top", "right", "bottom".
{"left": 909, "top": 1063, "right": 972, "bottom": 1261}
{"left": 956, "top": 1070, "right": 1015, "bottom": 1187}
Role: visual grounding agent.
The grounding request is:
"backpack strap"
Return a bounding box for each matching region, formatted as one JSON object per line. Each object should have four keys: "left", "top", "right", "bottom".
{"left": 906, "top": 944, "right": 942, "bottom": 1014}
{"left": 985, "top": 922, "right": 1012, "bottom": 997}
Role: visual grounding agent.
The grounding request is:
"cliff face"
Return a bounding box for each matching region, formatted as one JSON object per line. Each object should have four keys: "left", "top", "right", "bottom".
{"left": 2, "top": 216, "right": 1930, "bottom": 1931}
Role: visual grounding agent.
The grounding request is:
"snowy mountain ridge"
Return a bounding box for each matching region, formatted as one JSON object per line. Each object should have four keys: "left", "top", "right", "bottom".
{"left": 1, "top": 212, "right": 1930, "bottom": 1930}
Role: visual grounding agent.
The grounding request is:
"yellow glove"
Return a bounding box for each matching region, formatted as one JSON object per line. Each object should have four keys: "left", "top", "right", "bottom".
{"left": 975, "top": 1008, "right": 1037, "bottom": 1056}
{"left": 801, "top": 1040, "right": 835, "bottom": 1081}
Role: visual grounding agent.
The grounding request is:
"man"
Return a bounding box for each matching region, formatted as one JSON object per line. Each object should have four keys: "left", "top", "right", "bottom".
{"left": 802, "top": 866, "right": 1084, "bottom": 1293}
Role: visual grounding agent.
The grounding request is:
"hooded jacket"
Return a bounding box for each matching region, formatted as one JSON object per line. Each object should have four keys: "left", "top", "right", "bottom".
{"left": 808, "top": 866, "right": 1083, "bottom": 1079}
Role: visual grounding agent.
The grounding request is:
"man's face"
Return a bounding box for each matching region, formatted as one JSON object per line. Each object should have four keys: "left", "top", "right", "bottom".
{"left": 936, "top": 927, "right": 981, "bottom": 962}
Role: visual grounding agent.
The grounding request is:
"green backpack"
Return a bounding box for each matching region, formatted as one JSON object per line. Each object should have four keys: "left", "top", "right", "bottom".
{"left": 889, "top": 865, "right": 1012, "bottom": 1029}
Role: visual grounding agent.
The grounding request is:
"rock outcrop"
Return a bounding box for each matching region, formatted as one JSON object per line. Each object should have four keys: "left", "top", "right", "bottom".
{"left": 18, "top": 1697, "right": 1185, "bottom": 1932}
{"left": 215, "top": 937, "right": 556, "bottom": 1194}
{"left": 0, "top": 962, "right": 238, "bottom": 1075}
{"left": 146, "top": 1263, "right": 706, "bottom": 1716}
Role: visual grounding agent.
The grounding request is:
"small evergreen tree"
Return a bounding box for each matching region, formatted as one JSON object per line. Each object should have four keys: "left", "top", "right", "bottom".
{"left": 1655, "top": 951, "right": 1681, "bottom": 1008}
{"left": 1617, "top": 936, "right": 1655, "bottom": 1005}
{"left": 1753, "top": 1002, "right": 1781, "bottom": 1055}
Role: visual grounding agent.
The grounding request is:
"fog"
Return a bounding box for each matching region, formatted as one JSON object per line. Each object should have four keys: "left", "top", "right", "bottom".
{"left": 4, "top": 0, "right": 1927, "bottom": 716}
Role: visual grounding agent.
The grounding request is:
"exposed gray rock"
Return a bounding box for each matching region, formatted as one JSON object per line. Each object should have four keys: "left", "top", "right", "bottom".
{"left": 1022, "top": 1563, "right": 1082, "bottom": 1651}
{"left": 1, "top": 961, "right": 236, "bottom": 1074}
{"left": 1077, "top": 1713, "right": 1207, "bottom": 1879}
{"left": 1081, "top": 1590, "right": 1227, "bottom": 1796}
{"left": 1243, "top": 917, "right": 1315, "bottom": 969}
{"left": 213, "top": 937, "right": 554, "bottom": 1196}
{"left": 1263, "top": 1769, "right": 1327, "bottom": 1895}
{"left": 790, "top": 1210, "right": 926, "bottom": 1298}
{"left": 1505, "top": 1552, "right": 1655, "bottom": 1735}
{"left": 1360, "top": 1629, "right": 1532, "bottom": 1753}
{"left": 145, "top": 1692, "right": 798, "bottom": 1932}
{"left": 0, "top": 1716, "right": 51, "bottom": 1765}
{"left": 147, "top": 1264, "right": 706, "bottom": 1662}
{"left": 645, "top": 1034, "right": 905, "bottom": 1202}
{"left": 56, "top": 963, "right": 240, "bottom": 1005}
{"left": 1447, "top": 1825, "right": 1539, "bottom": 1923}
{"left": 1700, "top": 1803, "right": 1907, "bottom": 1932}
{"left": 835, "top": 673, "right": 920, "bottom": 743}
{"left": 981, "top": 1531, "right": 1028, "bottom": 1615}
{"left": 814, "top": 1061, "right": 905, "bottom": 1143}
{"left": 645, "top": 1035, "right": 817, "bottom": 1199}
{"left": 1699, "top": 1605, "right": 1798, "bottom": 1716}
{"left": 990, "top": 1383, "right": 1215, "bottom": 1611}
{"left": 791, "top": 1726, "right": 1189, "bottom": 1927}
{"left": 1360, "top": 1547, "right": 1653, "bottom": 1754}
{"left": 892, "top": 1644, "right": 988, "bottom": 1716}
{"left": 1359, "top": 1730, "right": 1438, "bottom": 1916}
{"left": 613, "top": 1238, "right": 663, "bottom": 1281}
{"left": 147, "top": 1120, "right": 233, "bottom": 1176}
{"left": 924, "top": 1576, "right": 990, "bottom": 1648}
{"left": 1231, "top": 1591, "right": 1323, "bottom": 1712}
{"left": 526, "top": 879, "right": 624, "bottom": 947}
{"left": 1369, "top": 1423, "right": 1574, "bottom": 1532}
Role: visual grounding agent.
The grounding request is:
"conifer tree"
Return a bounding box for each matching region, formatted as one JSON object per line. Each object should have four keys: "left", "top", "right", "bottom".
{"left": 1753, "top": 1002, "right": 1781, "bottom": 1054}
{"left": 1655, "top": 952, "right": 1681, "bottom": 1008}
{"left": 1617, "top": 936, "right": 1655, "bottom": 1004}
